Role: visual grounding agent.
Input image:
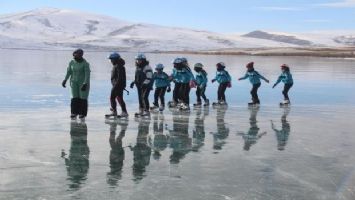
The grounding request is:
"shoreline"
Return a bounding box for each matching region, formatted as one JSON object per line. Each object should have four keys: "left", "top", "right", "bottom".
{"left": 1, "top": 47, "right": 355, "bottom": 58}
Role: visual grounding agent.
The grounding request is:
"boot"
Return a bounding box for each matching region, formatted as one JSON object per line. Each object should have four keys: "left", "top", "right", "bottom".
{"left": 79, "top": 99, "right": 88, "bottom": 119}
{"left": 203, "top": 99, "right": 210, "bottom": 107}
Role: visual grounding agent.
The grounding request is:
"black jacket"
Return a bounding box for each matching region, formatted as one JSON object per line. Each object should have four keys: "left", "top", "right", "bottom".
{"left": 111, "top": 65, "right": 126, "bottom": 89}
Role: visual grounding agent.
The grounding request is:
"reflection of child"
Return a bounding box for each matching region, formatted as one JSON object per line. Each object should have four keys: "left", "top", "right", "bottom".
{"left": 211, "top": 62, "right": 232, "bottom": 106}
{"left": 273, "top": 64, "right": 294, "bottom": 105}
{"left": 151, "top": 64, "right": 171, "bottom": 111}
{"left": 193, "top": 63, "right": 209, "bottom": 107}
{"left": 237, "top": 108, "right": 267, "bottom": 151}
{"left": 239, "top": 62, "right": 269, "bottom": 106}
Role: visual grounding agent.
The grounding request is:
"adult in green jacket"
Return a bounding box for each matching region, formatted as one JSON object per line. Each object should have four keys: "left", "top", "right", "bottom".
{"left": 62, "top": 49, "right": 91, "bottom": 119}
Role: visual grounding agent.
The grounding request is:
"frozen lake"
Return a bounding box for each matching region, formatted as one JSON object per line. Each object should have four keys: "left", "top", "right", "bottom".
{"left": 1, "top": 49, "right": 355, "bottom": 200}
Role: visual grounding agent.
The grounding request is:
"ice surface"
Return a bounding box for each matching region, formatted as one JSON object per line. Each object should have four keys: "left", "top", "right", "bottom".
{"left": 0, "top": 50, "right": 355, "bottom": 200}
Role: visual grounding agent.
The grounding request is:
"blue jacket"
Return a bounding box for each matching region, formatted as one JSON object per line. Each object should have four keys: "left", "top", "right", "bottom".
{"left": 171, "top": 68, "right": 195, "bottom": 83}
{"left": 274, "top": 71, "right": 293, "bottom": 86}
{"left": 239, "top": 70, "right": 267, "bottom": 85}
{"left": 214, "top": 70, "right": 231, "bottom": 84}
{"left": 195, "top": 70, "right": 208, "bottom": 87}
{"left": 153, "top": 72, "right": 171, "bottom": 88}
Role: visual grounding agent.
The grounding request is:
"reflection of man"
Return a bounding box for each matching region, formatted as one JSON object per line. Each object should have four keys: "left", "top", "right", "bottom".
{"left": 130, "top": 118, "right": 151, "bottom": 182}
{"left": 192, "top": 107, "right": 209, "bottom": 152}
{"left": 149, "top": 114, "right": 168, "bottom": 160}
{"left": 62, "top": 122, "right": 90, "bottom": 190}
{"left": 211, "top": 107, "right": 229, "bottom": 150}
{"left": 271, "top": 108, "right": 291, "bottom": 151}
{"left": 105, "top": 120, "right": 128, "bottom": 186}
{"left": 238, "top": 108, "right": 266, "bottom": 151}
{"left": 169, "top": 111, "right": 192, "bottom": 164}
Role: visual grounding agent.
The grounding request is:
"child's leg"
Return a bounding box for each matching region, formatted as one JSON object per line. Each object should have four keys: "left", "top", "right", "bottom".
{"left": 159, "top": 87, "right": 167, "bottom": 106}
{"left": 251, "top": 83, "right": 261, "bottom": 103}
{"left": 137, "top": 87, "right": 144, "bottom": 110}
{"left": 116, "top": 89, "right": 127, "bottom": 113}
{"left": 196, "top": 87, "right": 202, "bottom": 103}
{"left": 218, "top": 84, "right": 223, "bottom": 101}
{"left": 200, "top": 86, "right": 208, "bottom": 102}
{"left": 142, "top": 87, "right": 151, "bottom": 111}
{"left": 282, "top": 83, "right": 293, "bottom": 100}
{"left": 110, "top": 87, "right": 118, "bottom": 112}
{"left": 154, "top": 88, "right": 160, "bottom": 106}
{"left": 173, "top": 83, "right": 180, "bottom": 103}
{"left": 181, "top": 83, "right": 190, "bottom": 104}
{"left": 220, "top": 83, "right": 228, "bottom": 102}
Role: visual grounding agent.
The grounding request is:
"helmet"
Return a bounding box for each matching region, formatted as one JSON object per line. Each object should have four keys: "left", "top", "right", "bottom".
{"left": 172, "top": 57, "right": 183, "bottom": 64}
{"left": 155, "top": 63, "right": 164, "bottom": 70}
{"left": 246, "top": 62, "right": 254, "bottom": 69}
{"left": 181, "top": 57, "right": 188, "bottom": 63}
{"left": 108, "top": 52, "right": 121, "bottom": 59}
{"left": 194, "top": 63, "right": 204, "bottom": 68}
{"left": 135, "top": 53, "right": 146, "bottom": 60}
{"left": 216, "top": 62, "right": 226, "bottom": 68}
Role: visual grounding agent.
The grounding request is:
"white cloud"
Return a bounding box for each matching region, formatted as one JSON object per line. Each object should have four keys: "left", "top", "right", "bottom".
{"left": 319, "top": 0, "right": 355, "bottom": 7}
{"left": 255, "top": 6, "right": 303, "bottom": 11}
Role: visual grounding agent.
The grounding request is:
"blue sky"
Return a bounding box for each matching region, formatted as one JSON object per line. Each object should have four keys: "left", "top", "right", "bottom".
{"left": 0, "top": 0, "right": 354, "bottom": 32}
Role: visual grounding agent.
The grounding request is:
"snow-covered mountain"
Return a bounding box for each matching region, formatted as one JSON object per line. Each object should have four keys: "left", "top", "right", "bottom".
{"left": 0, "top": 8, "right": 354, "bottom": 51}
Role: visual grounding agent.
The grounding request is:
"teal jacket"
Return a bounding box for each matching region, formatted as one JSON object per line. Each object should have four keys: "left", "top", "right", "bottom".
{"left": 274, "top": 71, "right": 293, "bottom": 86}
{"left": 171, "top": 68, "right": 195, "bottom": 83}
{"left": 195, "top": 70, "right": 208, "bottom": 87}
{"left": 153, "top": 72, "right": 171, "bottom": 88}
{"left": 214, "top": 70, "right": 231, "bottom": 84}
{"left": 239, "top": 70, "right": 267, "bottom": 85}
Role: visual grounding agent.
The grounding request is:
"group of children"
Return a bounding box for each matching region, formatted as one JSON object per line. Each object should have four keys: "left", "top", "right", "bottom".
{"left": 63, "top": 49, "right": 294, "bottom": 120}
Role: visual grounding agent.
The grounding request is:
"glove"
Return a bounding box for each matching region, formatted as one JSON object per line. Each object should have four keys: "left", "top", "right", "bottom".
{"left": 227, "top": 82, "right": 232, "bottom": 88}
{"left": 211, "top": 79, "right": 216, "bottom": 83}
{"left": 62, "top": 80, "right": 67, "bottom": 88}
{"left": 167, "top": 87, "right": 171, "bottom": 93}
{"left": 130, "top": 82, "right": 135, "bottom": 89}
{"left": 266, "top": 79, "right": 270, "bottom": 83}
{"left": 81, "top": 83, "right": 88, "bottom": 91}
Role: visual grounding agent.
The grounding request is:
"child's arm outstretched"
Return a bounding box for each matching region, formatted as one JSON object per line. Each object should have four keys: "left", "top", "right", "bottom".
{"left": 238, "top": 73, "right": 249, "bottom": 81}
{"left": 273, "top": 75, "right": 283, "bottom": 88}
{"left": 256, "top": 71, "right": 269, "bottom": 83}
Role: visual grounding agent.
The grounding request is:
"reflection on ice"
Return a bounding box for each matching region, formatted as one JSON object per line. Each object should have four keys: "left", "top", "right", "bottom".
{"left": 2, "top": 105, "right": 355, "bottom": 200}
{"left": 131, "top": 119, "right": 151, "bottom": 183}
{"left": 271, "top": 107, "right": 291, "bottom": 151}
{"left": 238, "top": 107, "right": 267, "bottom": 151}
{"left": 62, "top": 122, "right": 90, "bottom": 190}
{"left": 105, "top": 120, "right": 127, "bottom": 187}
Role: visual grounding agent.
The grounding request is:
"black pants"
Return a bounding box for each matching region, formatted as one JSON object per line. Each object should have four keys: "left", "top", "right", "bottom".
{"left": 218, "top": 83, "right": 228, "bottom": 102}
{"left": 251, "top": 83, "right": 261, "bottom": 103}
{"left": 196, "top": 86, "right": 207, "bottom": 103}
{"left": 138, "top": 86, "right": 151, "bottom": 111}
{"left": 179, "top": 83, "right": 190, "bottom": 104}
{"left": 154, "top": 87, "right": 167, "bottom": 106}
{"left": 110, "top": 87, "right": 127, "bottom": 113}
{"left": 71, "top": 98, "right": 88, "bottom": 116}
{"left": 173, "top": 83, "right": 182, "bottom": 103}
{"left": 283, "top": 83, "right": 293, "bottom": 100}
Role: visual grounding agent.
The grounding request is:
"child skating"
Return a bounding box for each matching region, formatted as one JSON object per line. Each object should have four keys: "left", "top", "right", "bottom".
{"left": 238, "top": 62, "right": 269, "bottom": 106}
{"left": 170, "top": 57, "right": 195, "bottom": 111}
{"left": 105, "top": 52, "right": 128, "bottom": 119}
{"left": 211, "top": 62, "right": 231, "bottom": 106}
{"left": 151, "top": 63, "right": 171, "bottom": 112}
{"left": 193, "top": 63, "right": 209, "bottom": 107}
{"left": 272, "top": 64, "right": 294, "bottom": 106}
{"left": 130, "top": 53, "right": 153, "bottom": 117}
